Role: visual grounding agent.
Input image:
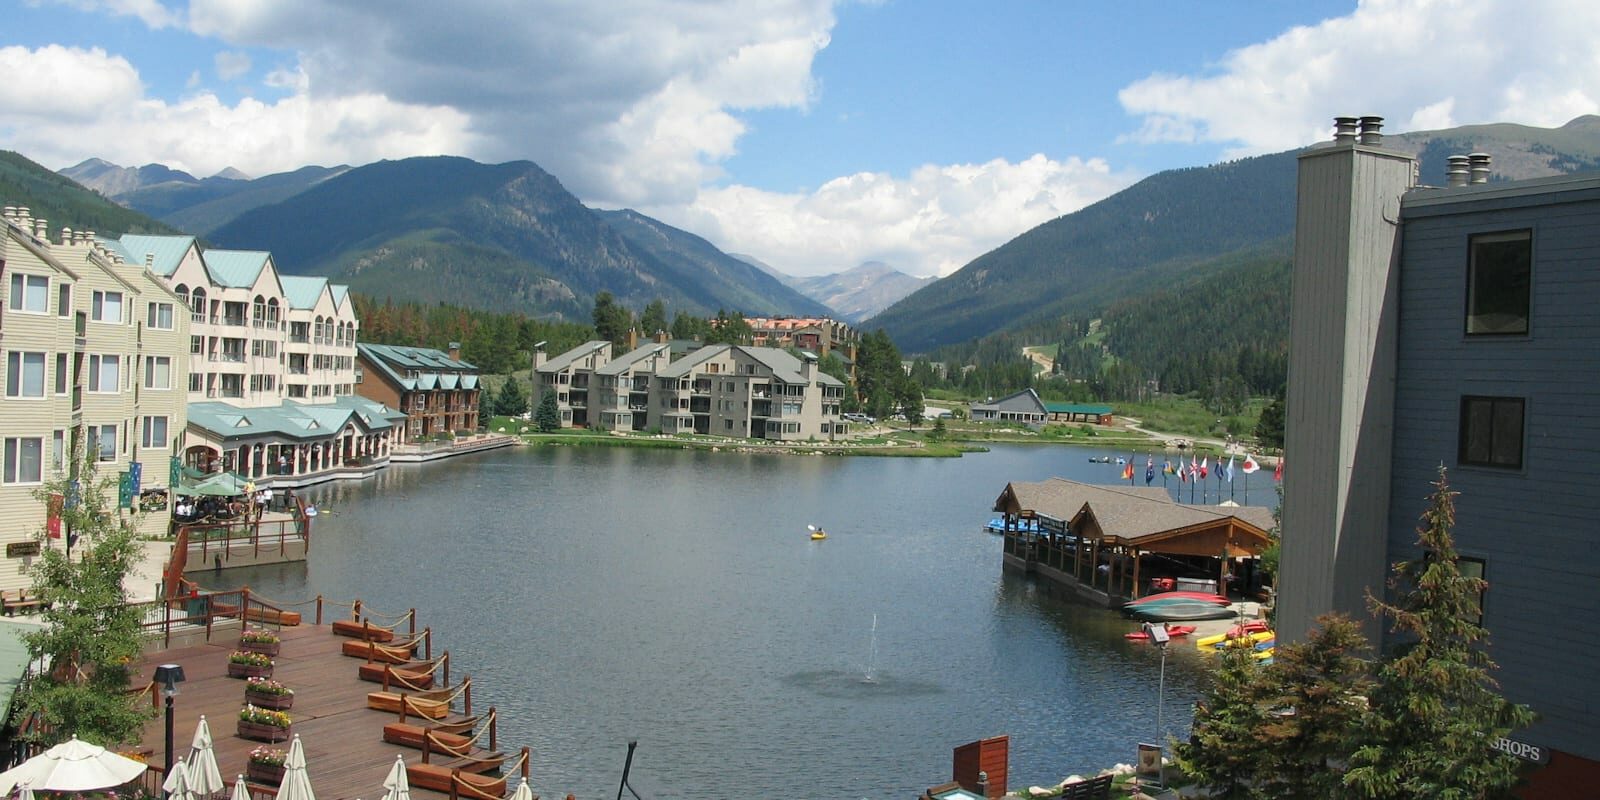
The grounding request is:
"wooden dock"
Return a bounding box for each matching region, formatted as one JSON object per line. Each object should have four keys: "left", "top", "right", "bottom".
{"left": 135, "top": 622, "right": 510, "bottom": 800}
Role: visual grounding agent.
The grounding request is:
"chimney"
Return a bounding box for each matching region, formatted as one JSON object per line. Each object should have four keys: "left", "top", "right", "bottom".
{"left": 447, "top": 342, "right": 461, "bottom": 361}
{"left": 626, "top": 327, "right": 638, "bottom": 350}
{"left": 1446, "top": 155, "right": 1471, "bottom": 188}
{"left": 654, "top": 329, "right": 668, "bottom": 344}
{"left": 60, "top": 227, "right": 72, "bottom": 246}
{"left": 1333, "top": 116, "right": 1360, "bottom": 145}
{"left": 1358, "top": 115, "right": 1384, "bottom": 145}
{"left": 1468, "top": 152, "right": 1492, "bottom": 185}
{"left": 34, "top": 218, "right": 47, "bottom": 240}
{"left": 531, "top": 341, "right": 547, "bottom": 370}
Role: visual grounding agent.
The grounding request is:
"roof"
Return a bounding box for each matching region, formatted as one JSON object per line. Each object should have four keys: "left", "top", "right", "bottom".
{"left": 187, "top": 396, "right": 406, "bottom": 442}
{"left": 736, "top": 346, "right": 846, "bottom": 387}
{"left": 538, "top": 340, "right": 611, "bottom": 373}
{"left": 279, "top": 275, "right": 330, "bottom": 310}
{"left": 1043, "top": 402, "right": 1115, "bottom": 416}
{"left": 597, "top": 343, "right": 671, "bottom": 376}
{"left": 357, "top": 342, "right": 479, "bottom": 392}
{"left": 0, "top": 620, "right": 34, "bottom": 722}
{"left": 110, "top": 234, "right": 196, "bottom": 276}
{"left": 994, "top": 477, "right": 1274, "bottom": 555}
{"left": 201, "top": 250, "right": 272, "bottom": 288}
{"left": 972, "top": 388, "right": 1046, "bottom": 413}
{"left": 656, "top": 344, "right": 729, "bottom": 378}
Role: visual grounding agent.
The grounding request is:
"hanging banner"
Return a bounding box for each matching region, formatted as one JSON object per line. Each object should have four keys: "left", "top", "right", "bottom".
{"left": 170, "top": 456, "right": 181, "bottom": 487}
{"left": 129, "top": 461, "right": 142, "bottom": 493}
{"left": 46, "top": 493, "right": 63, "bottom": 538}
{"left": 118, "top": 471, "right": 134, "bottom": 509}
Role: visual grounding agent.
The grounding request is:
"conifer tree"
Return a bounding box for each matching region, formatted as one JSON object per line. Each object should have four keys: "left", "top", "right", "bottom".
{"left": 1344, "top": 466, "right": 1535, "bottom": 799}
{"left": 1255, "top": 613, "right": 1374, "bottom": 798}
{"left": 14, "top": 446, "right": 151, "bottom": 746}
{"left": 493, "top": 377, "right": 528, "bottom": 418}
{"left": 535, "top": 388, "right": 561, "bottom": 432}
{"left": 1173, "top": 644, "right": 1269, "bottom": 799}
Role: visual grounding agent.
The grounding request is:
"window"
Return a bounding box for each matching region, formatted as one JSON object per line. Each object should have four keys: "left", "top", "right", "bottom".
{"left": 89, "top": 354, "right": 120, "bottom": 392}
{"left": 95, "top": 424, "right": 116, "bottom": 462}
{"left": 1459, "top": 557, "right": 1487, "bottom": 626}
{"left": 6, "top": 351, "right": 46, "bottom": 397}
{"left": 51, "top": 430, "right": 65, "bottom": 471}
{"left": 9, "top": 274, "right": 48, "bottom": 313}
{"left": 1459, "top": 396, "right": 1524, "bottom": 469}
{"left": 144, "top": 356, "right": 171, "bottom": 389}
{"left": 57, "top": 283, "right": 70, "bottom": 317}
{"left": 3, "top": 437, "right": 43, "bottom": 484}
{"left": 147, "top": 302, "right": 174, "bottom": 330}
{"left": 189, "top": 373, "right": 203, "bottom": 392}
{"left": 141, "top": 416, "right": 169, "bottom": 449}
{"left": 91, "top": 290, "right": 124, "bottom": 323}
{"left": 191, "top": 336, "right": 203, "bottom": 355}
{"left": 1466, "top": 230, "right": 1531, "bottom": 335}
{"left": 54, "top": 353, "right": 68, "bottom": 395}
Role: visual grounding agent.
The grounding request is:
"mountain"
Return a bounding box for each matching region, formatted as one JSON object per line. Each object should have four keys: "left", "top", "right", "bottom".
{"left": 130, "top": 165, "right": 351, "bottom": 235}
{"left": 1, "top": 151, "right": 180, "bottom": 237}
{"left": 729, "top": 253, "right": 794, "bottom": 285}
{"left": 205, "top": 156, "right": 823, "bottom": 319}
{"left": 59, "top": 158, "right": 201, "bottom": 197}
{"left": 593, "top": 209, "right": 831, "bottom": 317}
{"left": 791, "top": 261, "right": 933, "bottom": 323}
{"left": 876, "top": 116, "right": 1600, "bottom": 353}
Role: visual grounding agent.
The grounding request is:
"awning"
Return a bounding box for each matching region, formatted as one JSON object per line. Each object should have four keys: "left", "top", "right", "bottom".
{"left": 178, "top": 472, "right": 251, "bottom": 497}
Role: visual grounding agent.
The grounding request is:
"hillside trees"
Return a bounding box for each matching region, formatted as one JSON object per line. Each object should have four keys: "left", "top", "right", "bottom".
{"left": 352, "top": 295, "right": 591, "bottom": 367}
{"left": 1254, "top": 385, "right": 1286, "bottom": 450}
{"left": 638, "top": 299, "right": 669, "bottom": 337}
{"left": 491, "top": 376, "right": 528, "bottom": 418}
{"left": 534, "top": 389, "right": 560, "bottom": 432}
{"left": 592, "top": 291, "right": 633, "bottom": 346}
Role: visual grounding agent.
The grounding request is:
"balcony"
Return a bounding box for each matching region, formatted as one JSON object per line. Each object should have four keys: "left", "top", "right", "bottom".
{"left": 289, "top": 334, "right": 310, "bottom": 344}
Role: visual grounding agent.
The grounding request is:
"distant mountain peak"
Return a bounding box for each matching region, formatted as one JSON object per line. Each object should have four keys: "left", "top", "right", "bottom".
{"left": 213, "top": 167, "right": 251, "bottom": 181}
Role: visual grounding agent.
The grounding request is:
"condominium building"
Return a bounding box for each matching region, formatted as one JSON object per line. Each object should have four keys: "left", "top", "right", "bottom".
{"left": 1281, "top": 116, "right": 1599, "bottom": 790}
{"left": 1, "top": 207, "right": 189, "bottom": 590}
{"left": 535, "top": 340, "right": 849, "bottom": 439}
{"left": 355, "top": 343, "right": 483, "bottom": 440}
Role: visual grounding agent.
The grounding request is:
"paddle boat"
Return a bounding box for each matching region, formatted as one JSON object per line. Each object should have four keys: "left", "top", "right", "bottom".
{"left": 1198, "top": 630, "right": 1276, "bottom": 651}
{"left": 1192, "top": 619, "right": 1272, "bottom": 649}
{"left": 807, "top": 524, "right": 827, "bottom": 541}
{"left": 1124, "top": 624, "right": 1196, "bottom": 641}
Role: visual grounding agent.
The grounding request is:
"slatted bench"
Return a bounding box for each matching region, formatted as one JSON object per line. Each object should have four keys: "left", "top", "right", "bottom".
{"left": 1, "top": 590, "right": 46, "bottom": 616}
{"left": 383, "top": 723, "right": 473, "bottom": 752}
{"left": 405, "top": 764, "right": 506, "bottom": 798}
{"left": 368, "top": 691, "right": 449, "bottom": 718}
{"left": 1058, "top": 774, "right": 1113, "bottom": 800}
{"left": 342, "top": 640, "right": 415, "bottom": 663}
{"left": 332, "top": 619, "right": 396, "bottom": 642}
{"left": 359, "top": 662, "right": 434, "bottom": 688}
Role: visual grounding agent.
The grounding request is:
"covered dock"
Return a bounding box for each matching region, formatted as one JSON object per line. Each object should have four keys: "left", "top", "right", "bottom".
{"left": 992, "top": 478, "right": 1275, "bottom": 606}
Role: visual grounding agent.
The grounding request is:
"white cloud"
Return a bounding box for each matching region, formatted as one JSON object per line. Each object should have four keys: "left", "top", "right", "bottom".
{"left": 1118, "top": 0, "right": 1600, "bottom": 155}
{"left": 33, "top": 0, "right": 181, "bottom": 29}
{"left": 646, "top": 154, "right": 1137, "bottom": 278}
{"left": 214, "top": 50, "right": 252, "bottom": 82}
{"left": 0, "top": 45, "right": 143, "bottom": 122}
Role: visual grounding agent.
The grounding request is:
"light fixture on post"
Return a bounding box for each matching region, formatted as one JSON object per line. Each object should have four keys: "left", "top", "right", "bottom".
{"left": 1141, "top": 622, "right": 1170, "bottom": 791}
{"left": 154, "top": 663, "right": 185, "bottom": 799}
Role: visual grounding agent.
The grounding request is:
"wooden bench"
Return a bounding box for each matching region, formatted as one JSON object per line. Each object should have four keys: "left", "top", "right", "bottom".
{"left": 1, "top": 590, "right": 46, "bottom": 616}
{"left": 367, "top": 691, "right": 449, "bottom": 719}
{"left": 1058, "top": 774, "right": 1112, "bottom": 800}
{"left": 383, "top": 723, "right": 473, "bottom": 752}
{"left": 343, "top": 640, "right": 415, "bottom": 663}
{"left": 405, "top": 764, "right": 506, "bottom": 798}
{"left": 332, "top": 619, "right": 396, "bottom": 642}
{"left": 359, "top": 662, "right": 434, "bottom": 689}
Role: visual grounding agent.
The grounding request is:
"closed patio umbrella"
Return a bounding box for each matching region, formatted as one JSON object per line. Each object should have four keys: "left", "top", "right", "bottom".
{"left": 507, "top": 777, "right": 534, "bottom": 800}
{"left": 276, "top": 735, "right": 315, "bottom": 800}
{"left": 186, "top": 715, "right": 225, "bottom": 798}
{"left": 229, "top": 775, "right": 249, "bottom": 800}
{"left": 380, "top": 755, "right": 410, "bottom": 800}
{"left": 162, "top": 759, "right": 194, "bottom": 800}
{"left": 0, "top": 736, "right": 148, "bottom": 794}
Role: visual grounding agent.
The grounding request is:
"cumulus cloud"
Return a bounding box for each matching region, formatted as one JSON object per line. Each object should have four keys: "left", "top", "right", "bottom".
{"left": 34, "top": 0, "right": 181, "bottom": 29}
{"left": 0, "top": 45, "right": 479, "bottom": 177}
{"left": 645, "top": 155, "right": 1137, "bottom": 278}
{"left": 1119, "top": 0, "right": 1600, "bottom": 155}
{"left": 214, "top": 50, "right": 251, "bottom": 82}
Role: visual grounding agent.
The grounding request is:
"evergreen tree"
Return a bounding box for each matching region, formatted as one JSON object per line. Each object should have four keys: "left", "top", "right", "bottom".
{"left": 592, "top": 291, "right": 633, "bottom": 347}
{"left": 638, "top": 299, "right": 669, "bottom": 338}
{"left": 14, "top": 447, "right": 152, "bottom": 747}
{"left": 929, "top": 417, "right": 947, "bottom": 441}
{"left": 1344, "top": 466, "right": 1535, "bottom": 799}
{"left": 670, "top": 310, "right": 706, "bottom": 341}
{"left": 534, "top": 389, "right": 561, "bottom": 432}
{"left": 1174, "top": 644, "right": 1272, "bottom": 799}
{"left": 1254, "top": 384, "right": 1286, "bottom": 450}
{"left": 1255, "top": 613, "right": 1375, "bottom": 798}
{"left": 493, "top": 377, "right": 528, "bottom": 418}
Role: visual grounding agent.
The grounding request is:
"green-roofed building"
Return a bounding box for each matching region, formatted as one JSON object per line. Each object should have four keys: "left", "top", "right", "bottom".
{"left": 356, "top": 343, "right": 483, "bottom": 439}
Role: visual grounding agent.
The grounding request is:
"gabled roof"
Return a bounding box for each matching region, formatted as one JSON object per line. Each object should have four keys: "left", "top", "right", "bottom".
{"left": 656, "top": 344, "right": 730, "bottom": 378}
{"left": 109, "top": 234, "right": 196, "bottom": 276}
{"left": 1043, "top": 402, "right": 1115, "bottom": 416}
{"left": 357, "top": 342, "right": 479, "bottom": 392}
{"left": 973, "top": 388, "right": 1047, "bottom": 413}
{"left": 597, "top": 343, "right": 672, "bottom": 376}
{"left": 280, "top": 275, "right": 330, "bottom": 310}
{"left": 736, "top": 346, "right": 845, "bottom": 387}
{"left": 201, "top": 250, "right": 272, "bottom": 288}
{"left": 538, "top": 340, "right": 611, "bottom": 373}
{"left": 189, "top": 397, "right": 410, "bottom": 441}
{"left": 329, "top": 284, "right": 350, "bottom": 308}
{"left": 994, "top": 477, "right": 1276, "bottom": 556}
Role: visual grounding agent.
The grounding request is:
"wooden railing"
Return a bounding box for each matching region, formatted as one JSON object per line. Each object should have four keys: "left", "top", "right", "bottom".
{"left": 137, "top": 588, "right": 302, "bottom": 649}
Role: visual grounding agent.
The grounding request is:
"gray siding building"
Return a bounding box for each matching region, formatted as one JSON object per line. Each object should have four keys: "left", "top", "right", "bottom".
{"left": 1282, "top": 116, "right": 1600, "bottom": 789}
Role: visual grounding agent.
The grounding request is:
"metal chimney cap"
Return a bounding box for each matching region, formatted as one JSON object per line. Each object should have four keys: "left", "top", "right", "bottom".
{"left": 1333, "top": 116, "right": 1360, "bottom": 144}
{"left": 1358, "top": 116, "right": 1385, "bottom": 145}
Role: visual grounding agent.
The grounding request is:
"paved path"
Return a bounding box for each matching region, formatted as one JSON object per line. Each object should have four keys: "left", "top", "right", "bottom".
{"left": 126, "top": 539, "right": 173, "bottom": 603}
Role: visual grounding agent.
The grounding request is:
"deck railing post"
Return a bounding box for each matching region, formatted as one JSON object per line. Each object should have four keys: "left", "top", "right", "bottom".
{"left": 315, "top": 594, "right": 323, "bottom": 625}
{"left": 463, "top": 679, "right": 471, "bottom": 715}
{"left": 488, "top": 709, "right": 496, "bottom": 751}
{"left": 424, "top": 628, "right": 432, "bottom": 660}
{"left": 409, "top": 608, "right": 416, "bottom": 637}
{"left": 442, "top": 651, "right": 450, "bottom": 687}
{"left": 353, "top": 599, "right": 362, "bottom": 621}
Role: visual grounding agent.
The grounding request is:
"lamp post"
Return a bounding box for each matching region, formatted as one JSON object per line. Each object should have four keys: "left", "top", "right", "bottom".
{"left": 1142, "top": 622, "right": 1170, "bottom": 790}
{"left": 155, "top": 663, "right": 186, "bottom": 799}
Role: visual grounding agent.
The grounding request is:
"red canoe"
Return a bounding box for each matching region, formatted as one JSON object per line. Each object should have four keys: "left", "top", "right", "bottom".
{"left": 1125, "top": 591, "right": 1230, "bottom": 606}
{"left": 1125, "top": 624, "right": 1197, "bottom": 640}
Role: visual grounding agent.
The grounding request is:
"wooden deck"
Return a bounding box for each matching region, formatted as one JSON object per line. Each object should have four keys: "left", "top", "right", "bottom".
{"left": 135, "top": 623, "right": 502, "bottom": 800}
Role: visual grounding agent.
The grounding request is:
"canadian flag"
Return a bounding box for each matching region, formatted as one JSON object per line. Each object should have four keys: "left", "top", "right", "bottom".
{"left": 1241, "top": 454, "right": 1260, "bottom": 474}
{"left": 1274, "top": 457, "right": 1285, "bottom": 481}
{"left": 1199, "top": 457, "right": 1209, "bottom": 479}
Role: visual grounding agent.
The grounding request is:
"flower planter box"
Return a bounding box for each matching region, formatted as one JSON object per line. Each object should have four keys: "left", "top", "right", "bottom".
{"left": 244, "top": 689, "right": 294, "bottom": 710}
{"left": 237, "top": 720, "right": 291, "bottom": 743}
{"left": 239, "top": 641, "right": 281, "bottom": 657}
{"left": 246, "top": 761, "right": 285, "bottom": 785}
{"left": 228, "top": 662, "right": 273, "bottom": 680}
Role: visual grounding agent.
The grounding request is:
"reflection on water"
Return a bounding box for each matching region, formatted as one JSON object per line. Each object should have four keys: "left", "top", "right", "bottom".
{"left": 213, "top": 444, "right": 1273, "bottom": 799}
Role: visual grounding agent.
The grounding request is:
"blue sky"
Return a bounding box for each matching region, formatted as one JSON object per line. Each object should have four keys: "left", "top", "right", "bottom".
{"left": 2, "top": 0, "right": 1594, "bottom": 278}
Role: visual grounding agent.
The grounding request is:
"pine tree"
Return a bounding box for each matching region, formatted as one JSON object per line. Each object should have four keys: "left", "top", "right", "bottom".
{"left": 1344, "top": 466, "right": 1535, "bottom": 799}
{"left": 1173, "top": 644, "right": 1270, "bottom": 799}
{"left": 493, "top": 377, "right": 528, "bottom": 418}
{"left": 1254, "top": 613, "right": 1374, "bottom": 798}
{"left": 15, "top": 447, "right": 152, "bottom": 746}
{"left": 534, "top": 388, "right": 561, "bottom": 432}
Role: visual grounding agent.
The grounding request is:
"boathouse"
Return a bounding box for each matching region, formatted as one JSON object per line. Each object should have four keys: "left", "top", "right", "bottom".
{"left": 993, "top": 478, "right": 1275, "bottom": 606}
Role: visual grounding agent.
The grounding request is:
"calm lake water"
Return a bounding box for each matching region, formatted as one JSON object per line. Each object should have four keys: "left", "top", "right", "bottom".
{"left": 211, "top": 443, "right": 1277, "bottom": 799}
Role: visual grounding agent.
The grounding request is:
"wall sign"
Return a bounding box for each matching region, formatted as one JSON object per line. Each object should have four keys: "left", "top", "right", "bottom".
{"left": 7, "top": 541, "right": 41, "bottom": 558}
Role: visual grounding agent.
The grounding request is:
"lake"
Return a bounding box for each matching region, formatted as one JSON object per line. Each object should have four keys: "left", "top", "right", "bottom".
{"left": 210, "top": 443, "right": 1278, "bottom": 799}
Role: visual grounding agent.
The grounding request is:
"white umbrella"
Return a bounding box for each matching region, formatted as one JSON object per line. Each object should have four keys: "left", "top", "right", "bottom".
{"left": 276, "top": 735, "right": 316, "bottom": 800}
{"left": 186, "top": 715, "right": 225, "bottom": 799}
{"left": 507, "top": 777, "right": 534, "bottom": 800}
{"left": 163, "top": 759, "right": 194, "bottom": 800}
{"left": 13, "top": 782, "right": 34, "bottom": 800}
{"left": 380, "top": 755, "right": 410, "bottom": 800}
{"left": 230, "top": 775, "right": 250, "bottom": 800}
{"left": 0, "top": 736, "right": 149, "bottom": 794}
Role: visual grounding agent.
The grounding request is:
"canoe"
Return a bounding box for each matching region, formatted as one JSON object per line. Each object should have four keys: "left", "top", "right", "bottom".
{"left": 1192, "top": 620, "right": 1271, "bottom": 649}
{"left": 1199, "top": 630, "right": 1276, "bottom": 651}
{"left": 1128, "top": 602, "right": 1239, "bottom": 622}
{"left": 1124, "top": 624, "right": 1196, "bottom": 640}
{"left": 1125, "top": 591, "right": 1230, "bottom": 607}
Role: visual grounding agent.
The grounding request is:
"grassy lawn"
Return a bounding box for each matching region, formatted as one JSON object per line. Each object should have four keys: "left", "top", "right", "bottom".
{"left": 1113, "top": 396, "right": 1266, "bottom": 441}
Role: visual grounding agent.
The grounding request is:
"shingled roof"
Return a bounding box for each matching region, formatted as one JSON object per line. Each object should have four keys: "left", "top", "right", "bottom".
{"left": 994, "top": 477, "right": 1275, "bottom": 555}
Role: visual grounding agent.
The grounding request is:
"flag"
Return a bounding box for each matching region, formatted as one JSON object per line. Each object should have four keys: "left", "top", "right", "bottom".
{"left": 1164, "top": 459, "right": 1175, "bottom": 475}
{"left": 1274, "top": 457, "right": 1284, "bottom": 481}
{"left": 1223, "top": 455, "right": 1235, "bottom": 482}
{"left": 1199, "top": 457, "right": 1209, "bottom": 480}
{"left": 1145, "top": 456, "right": 1155, "bottom": 485}
{"left": 1122, "top": 461, "right": 1134, "bottom": 481}
{"left": 1241, "top": 454, "right": 1260, "bottom": 474}
{"left": 1179, "top": 460, "right": 1188, "bottom": 482}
